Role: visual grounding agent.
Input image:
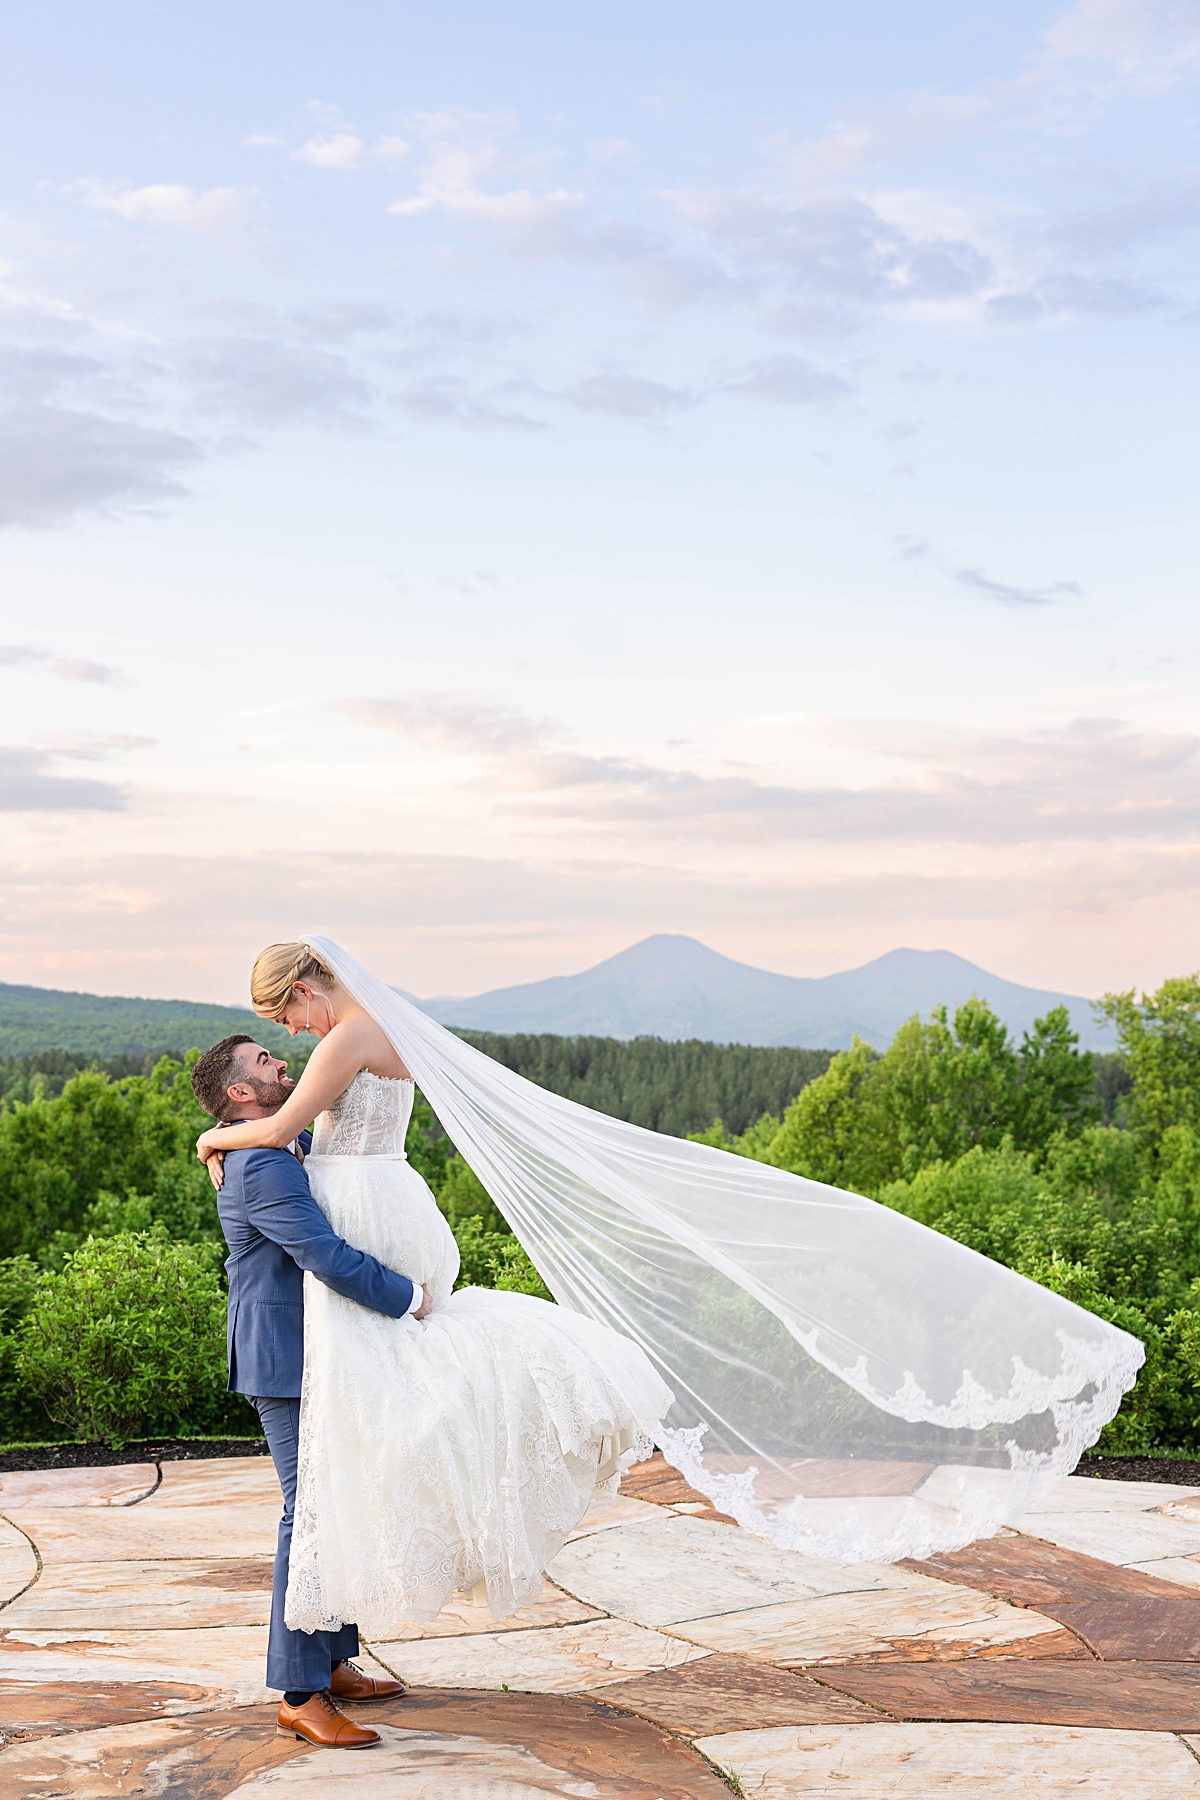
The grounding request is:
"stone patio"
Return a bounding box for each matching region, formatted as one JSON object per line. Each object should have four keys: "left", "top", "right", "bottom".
{"left": 6, "top": 1455, "right": 1200, "bottom": 1794}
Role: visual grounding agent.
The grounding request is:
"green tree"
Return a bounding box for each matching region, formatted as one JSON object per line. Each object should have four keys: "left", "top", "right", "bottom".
{"left": 1100, "top": 974, "right": 1200, "bottom": 1143}
{"left": 0, "top": 1056, "right": 213, "bottom": 1264}
{"left": 766, "top": 1037, "right": 886, "bottom": 1192}
{"left": 1014, "top": 1007, "right": 1098, "bottom": 1154}
{"left": 919, "top": 998, "right": 1021, "bottom": 1163}
{"left": 1041, "top": 1125, "right": 1149, "bottom": 1219}
{"left": 404, "top": 1090, "right": 454, "bottom": 1193}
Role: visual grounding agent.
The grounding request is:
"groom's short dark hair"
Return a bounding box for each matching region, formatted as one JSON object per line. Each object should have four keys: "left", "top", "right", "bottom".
{"left": 191, "top": 1034, "right": 255, "bottom": 1121}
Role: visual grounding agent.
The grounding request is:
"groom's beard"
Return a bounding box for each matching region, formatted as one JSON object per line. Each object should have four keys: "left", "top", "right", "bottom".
{"left": 236, "top": 1073, "right": 294, "bottom": 1113}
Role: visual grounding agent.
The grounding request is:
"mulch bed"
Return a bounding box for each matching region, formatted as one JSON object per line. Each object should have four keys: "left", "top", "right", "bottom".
{"left": 1076, "top": 1454, "right": 1200, "bottom": 1486}
{"left": 0, "top": 1437, "right": 268, "bottom": 1473}
{"left": 2, "top": 1439, "right": 1197, "bottom": 1486}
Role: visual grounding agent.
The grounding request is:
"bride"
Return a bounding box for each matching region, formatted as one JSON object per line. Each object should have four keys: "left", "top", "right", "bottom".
{"left": 197, "top": 939, "right": 673, "bottom": 1633}
{"left": 201, "top": 933, "right": 1144, "bottom": 1633}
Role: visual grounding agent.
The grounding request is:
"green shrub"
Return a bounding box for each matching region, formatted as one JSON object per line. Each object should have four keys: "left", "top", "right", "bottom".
{"left": 488, "top": 1239, "right": 552, "bottom": 1300}
{"left": 451, "top": 1214, "right": 516, "bottom": 1288}
{"left": 688, "top": 1114, "right": 782, "bottom": 1158}
{"left": 0, "top": 1254, "right": 49, "bottom": 1442}
{"left": 438, "top": 1154, "right": 507, "bottom": 1232}
{"left": 1020, "top": 1251, "right": 1200, "bottom": 1454}
{"left": 14, "top": 1231, "right": 227, "bottom": 1446}
{"left": 878, "top": 1141, "right": 1047, "bottom": 1267}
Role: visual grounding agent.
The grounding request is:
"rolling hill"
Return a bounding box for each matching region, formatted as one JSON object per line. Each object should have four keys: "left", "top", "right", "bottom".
{"left": 0, "top": 981, "right": 312, "bottom": 1061}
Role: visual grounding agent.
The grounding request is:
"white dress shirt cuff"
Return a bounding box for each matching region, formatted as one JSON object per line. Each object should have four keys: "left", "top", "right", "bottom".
{"left": 405, "top": 1283, "right": 425, "bottom": 1316}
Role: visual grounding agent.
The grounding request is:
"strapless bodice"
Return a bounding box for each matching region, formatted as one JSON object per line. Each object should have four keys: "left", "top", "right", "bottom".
{"left": 310, "top": 1069, "right": 415, "bottom": 1158}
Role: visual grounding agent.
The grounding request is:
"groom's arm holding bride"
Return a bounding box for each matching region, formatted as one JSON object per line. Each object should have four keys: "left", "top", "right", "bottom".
{"left": 237, "top": 1137, "right": 429, "bottom": 1321}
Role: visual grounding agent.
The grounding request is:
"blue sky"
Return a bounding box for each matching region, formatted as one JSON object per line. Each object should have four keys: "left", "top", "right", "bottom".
{"left": 1, "top": 0, "right": 1199, "bottom": 1004}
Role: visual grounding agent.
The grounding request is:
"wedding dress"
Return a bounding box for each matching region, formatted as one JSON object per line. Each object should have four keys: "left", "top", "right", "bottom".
{"left": 286, "top": 1069, "right": 673, "bottom": 1633}
{"left": 288, "top": 936, "right": 1144, "bottom": 1630}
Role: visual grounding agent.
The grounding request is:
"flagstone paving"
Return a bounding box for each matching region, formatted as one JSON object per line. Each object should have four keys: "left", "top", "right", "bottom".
{"left": 694, "top": 1722, "right": 1200, "bottom": 1797}
{"left": 8, "top": 1453, "right": 1200, "bottom": 1794}
{"left": 0, "top": 1465, "right": 159, "bottom": 1509}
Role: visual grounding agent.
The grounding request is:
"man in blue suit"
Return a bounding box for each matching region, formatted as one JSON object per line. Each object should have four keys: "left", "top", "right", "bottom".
{"left": 192, "top": 1033, "right": 428, "bottom": 1750}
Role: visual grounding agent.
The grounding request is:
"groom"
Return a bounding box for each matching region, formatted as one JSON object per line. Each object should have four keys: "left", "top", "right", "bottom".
{"left": 191, "top": 1033, "right": 430, "bottom": 1751}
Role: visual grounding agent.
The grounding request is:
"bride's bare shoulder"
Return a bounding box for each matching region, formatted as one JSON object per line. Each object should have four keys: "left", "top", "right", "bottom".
{"left": 329, "top": 1009, "right": 411, "bottom": 1080}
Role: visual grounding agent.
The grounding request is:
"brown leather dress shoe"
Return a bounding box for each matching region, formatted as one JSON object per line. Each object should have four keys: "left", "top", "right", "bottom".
{"left": 277, "top": 1691, "right": 380, "bottom": 1748}
{"left": 330, "top": 1659, "right": 407, "bottom": 1703}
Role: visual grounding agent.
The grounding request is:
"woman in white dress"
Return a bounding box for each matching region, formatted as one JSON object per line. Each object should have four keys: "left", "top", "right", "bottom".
{"left": 201, "top": 934, "right": 1144, "bottom": 1628}
{"left": 197, "top": 940, "right": 673, "bottom": 1634}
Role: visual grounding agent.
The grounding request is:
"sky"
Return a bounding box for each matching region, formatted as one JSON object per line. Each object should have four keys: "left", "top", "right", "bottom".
{"left": 1, "top": 0, "right": 1199, "bottom": 1007}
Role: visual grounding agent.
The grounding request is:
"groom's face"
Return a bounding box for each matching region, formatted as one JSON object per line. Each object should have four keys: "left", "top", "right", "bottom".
{"left": 226, "top": 1042, "right": 295, "bottom": 1116}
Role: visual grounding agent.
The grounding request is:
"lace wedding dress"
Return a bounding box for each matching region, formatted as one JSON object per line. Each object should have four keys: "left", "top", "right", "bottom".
{"left": 285, "top": 1070, "right": 673, "bottom": 1634}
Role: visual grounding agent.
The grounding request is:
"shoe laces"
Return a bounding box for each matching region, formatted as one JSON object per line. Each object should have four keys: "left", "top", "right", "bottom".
{"left": 339, "top": 1660, "right": 364, "bottom": 1678}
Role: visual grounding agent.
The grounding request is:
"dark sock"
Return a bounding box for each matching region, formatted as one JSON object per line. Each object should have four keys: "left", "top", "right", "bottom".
{"left": 284, "top": 1690, "right": 316, "bottom": 1707}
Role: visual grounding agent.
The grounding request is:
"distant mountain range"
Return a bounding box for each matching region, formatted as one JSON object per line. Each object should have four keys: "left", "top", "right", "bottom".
{"left": 0, "top": 935, "right": 1113, "bottom": 1060}
{"left": 422, "top": 935, "right": 1114, "bottom": 1050}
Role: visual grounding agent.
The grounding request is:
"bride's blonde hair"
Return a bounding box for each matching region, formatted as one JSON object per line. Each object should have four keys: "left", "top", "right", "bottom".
{"left": 250, "top": 941, "right": 336, "bottom": 1022}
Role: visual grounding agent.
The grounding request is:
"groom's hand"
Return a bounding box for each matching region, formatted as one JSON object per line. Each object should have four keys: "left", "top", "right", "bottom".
{"left": 414, "top": 1288, "right": 434, "bottom": 1320}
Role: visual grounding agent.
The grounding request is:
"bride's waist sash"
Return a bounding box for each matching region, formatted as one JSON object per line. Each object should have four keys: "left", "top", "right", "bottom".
{"left": 303, "top": 1152, "right": 411, "bottom": 1163}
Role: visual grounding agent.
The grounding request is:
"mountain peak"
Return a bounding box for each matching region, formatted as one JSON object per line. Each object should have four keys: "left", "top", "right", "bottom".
{"left": 424, "top": 937, "right": 1110, "bottom": 1050}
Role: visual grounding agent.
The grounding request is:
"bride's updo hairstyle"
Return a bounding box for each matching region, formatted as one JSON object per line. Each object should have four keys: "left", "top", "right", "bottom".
{"left": 250, "top": 941, "right": 336, "bottom": 1023}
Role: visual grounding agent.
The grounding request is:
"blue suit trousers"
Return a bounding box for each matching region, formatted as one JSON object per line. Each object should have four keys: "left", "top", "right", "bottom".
{"left": 250, "top": 1395, "right": 359, "bottom": 1692}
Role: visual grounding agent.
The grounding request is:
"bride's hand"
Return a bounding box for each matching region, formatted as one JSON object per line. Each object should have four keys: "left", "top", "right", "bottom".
{"left": 196, "top": 1129, "right": 222, "bottom": 1164}
{"left": 206, "top": 1149, "right": 226, "bottom": 1193}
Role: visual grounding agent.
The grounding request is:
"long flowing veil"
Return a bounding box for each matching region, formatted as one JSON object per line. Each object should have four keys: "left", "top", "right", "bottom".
{"left": 310, "top": 936, "right": 1143, "bottom": 1562}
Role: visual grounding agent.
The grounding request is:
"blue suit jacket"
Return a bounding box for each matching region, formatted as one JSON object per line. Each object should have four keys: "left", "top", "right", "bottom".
{"left": 216, "top": 1131, "right": 416, "bottom": 1398}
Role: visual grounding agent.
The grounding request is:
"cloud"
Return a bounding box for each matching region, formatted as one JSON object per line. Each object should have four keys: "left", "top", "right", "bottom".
{"left": 56, "top": 657, "right": 122, "bottom": 684}
{"left": 39, "top": 732, "right": 154, "bottom": 757}
{"left": 75, "top": 181, "right": 256, "bottom": 231}
{"left": 669, "top": 188, "right": 996, "bottom": 316}
{"left": 0, "top": 746, "right": 124, "bottom": 810}
{"left": 335, "top": 694, "right": 547, "bottom": 755}
{"left": 7, "top": 841, "right": 1200, "bottom": 1010}
{"left": 0, "top": 645, "right": 122, "bottom": 683}
{"left": 391, "top": 377, "right": 544, "bottom": 430}
{"left": 1041, "top": 0, "right": 1200, "bottom": 85}
{"left": 563, "top": 373, "right": 697, "bottom": 420}
{"left": 291, "top": 301, "right": 403, "bottom": 342}
{"left": 955, "top": 567, "right": 1082, "bottom": 606}
{"left": 333, "top": 694, "right": 1200, "bottom": 850}
{"left": 768, "top": 0, "right": 1200, "bottom": 190}
{"left": 387, "top": 109, "right": 583, "bottom": 225}
{"left": 293, "top": 133, "right": 367, "bottom": 169}
{"left": 503, "top": 354, "right": 851, "bottom": 426}
{"left": 180, "top": 336, "right": 375, "bottom": 428}
{"left": 0, "top": 348, "right": 200, "bottom": 527}
{"left": 719, "top": 353, "right": 853, "bottom": 407}
{"left": 291, "top": 133, "right": 410, "bottom": 169}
